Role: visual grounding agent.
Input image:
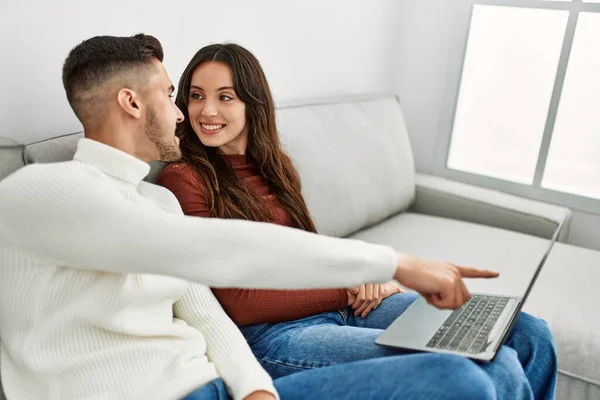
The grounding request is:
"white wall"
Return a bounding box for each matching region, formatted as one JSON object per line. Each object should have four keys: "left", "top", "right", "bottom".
{"left": 0, "top": 0, "right": 397, "bottom": 144}
{"left": 393, "top": 0, "right": 600, "bottom": 251}
{"left": 394, "top": 0, "right": 461, "bottom": 175}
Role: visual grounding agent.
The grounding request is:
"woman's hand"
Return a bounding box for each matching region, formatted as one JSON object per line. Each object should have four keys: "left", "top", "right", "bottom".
{"left": 347, "top": 282, "right": 405, "bottom": 318}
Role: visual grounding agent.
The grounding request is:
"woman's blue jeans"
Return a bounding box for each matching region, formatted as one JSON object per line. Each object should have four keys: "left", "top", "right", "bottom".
{"left": 184, "top": 293, "right": 557, "bottom": 399}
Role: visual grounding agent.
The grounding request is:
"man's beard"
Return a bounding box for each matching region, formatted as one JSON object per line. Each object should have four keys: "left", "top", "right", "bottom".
{"left": 146, "top": 106, "right": 182, "bottom": 162}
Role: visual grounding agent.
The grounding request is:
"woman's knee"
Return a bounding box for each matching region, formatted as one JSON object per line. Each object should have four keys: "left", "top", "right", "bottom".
{"left": 488, "top": 347, "right": 534, "bottom": 398}
{"left": 516, "top": 312, "right": 553, "bottom": 338}
{"left": 511, "top": 312, "right": 556, "bottom": 353}
{"left": 438, "top": 356, "right": 496, "bottom": 400}
{"left": 396, "top": 354, "right": 496, "bottom": 400}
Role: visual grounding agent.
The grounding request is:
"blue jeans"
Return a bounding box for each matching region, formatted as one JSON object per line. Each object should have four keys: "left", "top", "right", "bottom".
{"left": 236, "top": 293, "right": 557, "bottom": 400}
{"left": 183, "top": 354, "right": 500, "bottom": 399}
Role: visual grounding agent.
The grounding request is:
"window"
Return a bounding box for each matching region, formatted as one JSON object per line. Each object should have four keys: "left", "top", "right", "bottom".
{"left": 438, "top": 0, "right": 600, "bottom": 213}
{"left": 542, "top": 11, "right": 600, "bottom": 199}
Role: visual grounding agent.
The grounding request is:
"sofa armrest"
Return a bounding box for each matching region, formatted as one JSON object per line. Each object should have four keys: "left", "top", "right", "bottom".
{"left": 411, "top": 173, "right": 571, "bottom": 241}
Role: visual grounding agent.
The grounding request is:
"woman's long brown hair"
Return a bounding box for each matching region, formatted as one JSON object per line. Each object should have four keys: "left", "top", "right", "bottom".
{"left": 175, "top": 43, "right": 317, "bottom": 233}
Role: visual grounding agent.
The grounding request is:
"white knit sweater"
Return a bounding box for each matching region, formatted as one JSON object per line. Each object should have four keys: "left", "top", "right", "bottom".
{"left": 0, "top": 138, "right": 397, "bottom": 400}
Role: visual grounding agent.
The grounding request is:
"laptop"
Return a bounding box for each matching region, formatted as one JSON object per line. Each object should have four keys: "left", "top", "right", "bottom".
{"left": 376, "top": 221, "right": 564, "bottom": 361}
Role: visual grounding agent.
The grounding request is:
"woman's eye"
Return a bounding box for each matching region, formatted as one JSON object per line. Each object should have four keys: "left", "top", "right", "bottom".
{"left": 220, "top": 95, "right": 233, "bottom": 102}
{"left": 191, "top": 93, "right": 203, "bottom": 100}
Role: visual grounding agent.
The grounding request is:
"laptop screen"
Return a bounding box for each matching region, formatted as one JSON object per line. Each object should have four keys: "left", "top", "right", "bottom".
{"left": 519, "top": 219, "right": 564, "bottom": 305}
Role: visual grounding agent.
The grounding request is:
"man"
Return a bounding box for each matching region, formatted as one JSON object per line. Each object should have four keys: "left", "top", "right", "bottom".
{"left": 0, "top": 34, "right": 554, "bottom": 400}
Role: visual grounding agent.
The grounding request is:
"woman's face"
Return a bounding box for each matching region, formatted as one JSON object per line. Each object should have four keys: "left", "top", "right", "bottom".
{"left": 187, "top": 61, "right": 248, "bottom": 155}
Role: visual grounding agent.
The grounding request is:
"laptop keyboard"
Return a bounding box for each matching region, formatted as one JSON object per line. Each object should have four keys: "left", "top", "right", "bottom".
{"left": 426, "top": 295, "right": 509, "bottom": 354}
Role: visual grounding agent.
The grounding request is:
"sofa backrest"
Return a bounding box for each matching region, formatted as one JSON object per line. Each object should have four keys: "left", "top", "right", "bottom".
{"left": 1, "top": 94, "right": 416, "bottom": 238}
{"left": 276, "top": 95, "right": 415, "bottom": 237}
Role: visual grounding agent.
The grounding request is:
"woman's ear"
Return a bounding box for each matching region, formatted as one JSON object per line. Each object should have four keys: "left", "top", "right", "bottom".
{"left": 117, "top": 88, "right": 142, "bottom": 119}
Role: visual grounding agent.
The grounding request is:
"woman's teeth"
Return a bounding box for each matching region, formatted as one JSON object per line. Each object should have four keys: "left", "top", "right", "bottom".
{"left": 202, "top": 124, "right": 224, "bottom": 131}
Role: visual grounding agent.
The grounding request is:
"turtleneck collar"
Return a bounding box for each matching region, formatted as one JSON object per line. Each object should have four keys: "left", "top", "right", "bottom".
{"left": 73, "top": 138, "right": 151, "bottom": 185}
{"left": 225, "top": 153, "right": 250, "bottom": 167}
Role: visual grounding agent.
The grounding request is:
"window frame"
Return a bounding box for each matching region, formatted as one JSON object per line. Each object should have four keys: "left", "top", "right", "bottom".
{"left": 434, "top": 0, "right": 600, "bottom": 215}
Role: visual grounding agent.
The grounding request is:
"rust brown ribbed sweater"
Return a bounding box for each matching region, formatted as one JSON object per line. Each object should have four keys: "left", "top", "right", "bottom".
{"left": 157, "top": 154, "right": 349, "bottom": 326}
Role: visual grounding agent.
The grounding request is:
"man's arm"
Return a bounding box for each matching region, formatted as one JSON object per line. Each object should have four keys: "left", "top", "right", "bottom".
{"left": 174, "top": 284, "right": 277, "bottom": 400}
{"left": 0, "top": 164, "right": 397, "bottom": 289}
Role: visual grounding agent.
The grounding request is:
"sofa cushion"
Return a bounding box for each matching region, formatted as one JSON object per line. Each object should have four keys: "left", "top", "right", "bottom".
{"left": 0, "top": 138, "right": 24, "bottom": 182}
{"left": 524, "top": 243, "right": 600, "bottom": 397}
{"left": 277, "top": 95, "right": 416, "bottom": 238}
{"left": 349, "top": 212, "right": 600, "bottom": 397}
{"left": 555, "top": 373, "right": 600, "bottom": 400}
{"left": 24, "top": 132, "right": 83, "bottom": 164}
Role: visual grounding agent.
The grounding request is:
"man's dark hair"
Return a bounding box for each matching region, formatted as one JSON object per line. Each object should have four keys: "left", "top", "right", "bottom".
{"left": 62, "top": 34, "right": 163, "bottom": 123}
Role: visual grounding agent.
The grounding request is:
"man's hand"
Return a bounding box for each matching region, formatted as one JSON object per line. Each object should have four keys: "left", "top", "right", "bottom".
{"left": 244, "top": 390, "right": 277, "bottom": 400}
{"left": 347, "top": 282, "right": 405, "bottom": 318}
{"left": 393, "top": 254, "right": 499, "bottom": 310}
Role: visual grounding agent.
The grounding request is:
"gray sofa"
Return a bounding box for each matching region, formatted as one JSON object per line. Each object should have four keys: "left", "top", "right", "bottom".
{"left": 0, "top": 94, "right": 596, "bottom": 399}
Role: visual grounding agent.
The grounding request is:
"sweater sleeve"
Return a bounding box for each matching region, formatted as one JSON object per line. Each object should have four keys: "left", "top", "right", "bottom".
{"left": 174, "top": 283, "right": 277, "bottom": 400}
{"left": 0, "top": 164, "right": 397, "bottom": 289}
{"left": 159, "top": 164, "right": 350, "bottom": 326}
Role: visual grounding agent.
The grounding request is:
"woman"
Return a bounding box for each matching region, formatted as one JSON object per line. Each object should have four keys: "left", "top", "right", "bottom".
{"left": 158, "top": 43, "right": 557, "bottom": 399}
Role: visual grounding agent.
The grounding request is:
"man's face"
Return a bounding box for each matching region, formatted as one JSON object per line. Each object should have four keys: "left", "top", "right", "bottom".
{"left": 143, "top": 60, "right": 184, "bottom": 162}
